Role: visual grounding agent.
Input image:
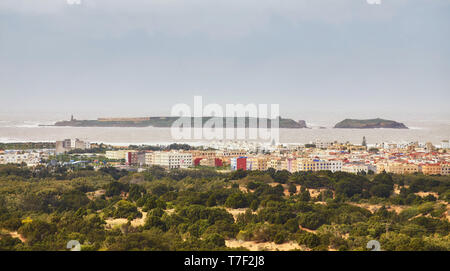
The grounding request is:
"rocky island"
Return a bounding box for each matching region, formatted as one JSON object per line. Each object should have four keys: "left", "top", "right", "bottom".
{"left": 50, "top": 116, "right": 308, "bottom": 129}
{"left": 334, "top": 118, "right": 408, "bottom": 129}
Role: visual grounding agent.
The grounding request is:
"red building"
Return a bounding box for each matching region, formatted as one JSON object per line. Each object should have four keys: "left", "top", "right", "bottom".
{"left": 237, "top": 157, "right": 247, "bottom": 171}
{"left": 194, "top": 158, "right": 203, "bottom": 166}
{"left": 214, "top": 158, "right": 223, "bottom": 167}
{"left": 126, "top": 152, "right": 133, "bottom": 165}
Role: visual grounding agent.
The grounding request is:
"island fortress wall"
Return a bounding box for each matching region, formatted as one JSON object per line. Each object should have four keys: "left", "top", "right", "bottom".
{"left": 97, "top": 117, "right": 151, "bottom": 122}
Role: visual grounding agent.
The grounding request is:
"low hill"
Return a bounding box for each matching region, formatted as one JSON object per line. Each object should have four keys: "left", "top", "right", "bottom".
{"left": 52, "top": 117, "right": 308, "bottom": 129}
{"left": 334, "top": 118, "right": 408, "bottom": 129}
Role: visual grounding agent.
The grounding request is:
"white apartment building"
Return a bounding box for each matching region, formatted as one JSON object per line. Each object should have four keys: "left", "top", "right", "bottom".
{"left": 56, "top": 138, "right": 90, "bottom": 154}
{"left": 71, "top": 139, "right": 91, "bottom": 150}
{"left": 314, "top": 141, "right": 334, "bottom": 149}
{"left": 144, "top": 152, "right": 154, "bottom": 165}
{"left": 342, "top": 163, "right": 369, "bottom": 174}
{"left": 0, "top": 150, "right": 52, "bottom": 166}
{"left": 321, "top": 160, "right": 343, "bottom": 173}
{"left": 296, "top": 159, "right": 342, "bottom": 172}
{"left": 149, "top": 151, "right": 193, "bottom": 169}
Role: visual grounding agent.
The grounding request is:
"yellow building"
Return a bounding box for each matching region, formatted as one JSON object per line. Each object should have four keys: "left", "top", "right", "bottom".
{"left": 422, "top": 164, "right": 441, "bottom": 175}
{"left": 298, "top": 159, "right": 315, "bottom": 171}
{"left": 105, "top": 150, "right": 136, "bottom": 160}
{"left": 268, "top": 158, "right": 281, "bottom": 170}
{"left": 256, "top": 157, "right": 269, "bottom": 171}
{"left": 402, "top": 163, "right": 419, "bottom": 174}
{"left": 246, "top": 157, "right": 259, "bottom": 171}
{"left": 279, "top": 159, "right": 288, "bottom": 171}
{"left": 387, "top": 162, "right": 419, "bottom": 174}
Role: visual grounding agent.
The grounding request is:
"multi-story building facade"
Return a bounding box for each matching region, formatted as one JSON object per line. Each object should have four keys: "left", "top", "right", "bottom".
{"left": 144, "top": 151, "right": 154, "bottom": 165}
{"left": 198, "top": 157, "right": 223, "bottom": 167}
{"left": 385, "top": 162, "right": 419, "bottom": 174}
{"left": 230, "top": 157, "right": 247, "bottom": 171}
{"left": 56, "top": 139, "right": 90, "bottom": 154}
{"left": 217, "top": 150, "right": 248, "bottom": 158}
{"left": 149, "top": 151, "right": 193, "bottom": 169}
{"left": 441, "top": 163, "right": 450, "bottom": 175}
{"left": 295, "top": 159, "right": 342, "bottom": 172}
{"left": 314, "top": 141, "right": 334, "bottom": 149}
{"left": 105, "top": 150, "right": 136, "bottom": 160}
{"left": 127, "top": 152, "right": 146, "bottom": 166}
{"left": 421, "top": 163, "right": 441, "bottom": 175}
{"left": 0, "top": 150, "right": 53, "bottom": 166}
{"left": 342, "top": 163, "right": 369, "bottom": 174}
{"left": 298, "top": 159, "right": 316, "bottom": 171}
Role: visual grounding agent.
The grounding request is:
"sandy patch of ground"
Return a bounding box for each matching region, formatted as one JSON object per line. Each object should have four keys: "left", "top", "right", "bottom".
{"left": 269, "top": 183, "right": 330, "bottom": 199}
{"left": 1, "top": 230, "right": 26, "bottom": 243}
{"left": 308, "top": 188, "right": 326, "bottom": 198}
{"left": 86, "top": 189, "right": 106, "bottom": 200}
{"left": 105, "top": 209, "right": 147, "bottom": 229}
{"left": 393, "top": 184, "right": 401, "bottom": 195}
{"left": 226, "top": 208, "right": 253, "bottom": 221}
{"left": 437, "top": 200, "right": 450, "bottom": 221}
{"left": 239, "top": 186, "right": 249, "bottom": 193}
{"left": 415, "top": 191, "right": 439, "bottom": 199}
{"left": 226, "top": 239, "right": 304, "bottom": 251}
{"left": 349, "top": 203, "right": 407, "bottom": 214}
{"left": 105, "top": 218, "right": 129, "bottom": 229}
{"left": 165, "top": 208, "right": 175, "bottom": 215}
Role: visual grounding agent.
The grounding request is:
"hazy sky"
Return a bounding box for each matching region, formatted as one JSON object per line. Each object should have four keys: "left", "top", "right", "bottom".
{"left": 0, "top": 0, "right": 449, "bottom": 121}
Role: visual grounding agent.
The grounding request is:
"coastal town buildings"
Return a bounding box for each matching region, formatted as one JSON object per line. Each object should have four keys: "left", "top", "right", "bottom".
{"left": 56, "top": 139, "right": 90, "bottom": 154}
{"left": 3, "top": 138, "right": 448, "bottom": 176}
{"left": 0, "top": 149, "right": 53, "bottom": 166}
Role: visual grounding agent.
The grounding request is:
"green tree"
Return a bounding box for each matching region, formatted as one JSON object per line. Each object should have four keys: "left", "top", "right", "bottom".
{"left": 225, "top": 193, "right": 250, "bottom": 209}
{"left": 113, "top": 200, "right": 142, "bottom": 220}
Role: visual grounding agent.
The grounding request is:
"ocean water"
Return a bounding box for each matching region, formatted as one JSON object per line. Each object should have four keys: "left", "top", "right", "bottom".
{"left": 0, "top": 120, "right": 448, "bottom": 146}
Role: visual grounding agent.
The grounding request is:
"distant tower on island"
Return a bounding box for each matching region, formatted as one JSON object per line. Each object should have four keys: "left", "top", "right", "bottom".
{"left": 362, "top": 136, "right": 367, "bottom": 147}
{"left": 71, "top": 115, "right": 74, "bottom": 121}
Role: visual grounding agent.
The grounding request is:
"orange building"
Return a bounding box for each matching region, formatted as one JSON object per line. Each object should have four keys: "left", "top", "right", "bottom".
{"left": 421, "top": 163, "right": 441, "bottom": 175}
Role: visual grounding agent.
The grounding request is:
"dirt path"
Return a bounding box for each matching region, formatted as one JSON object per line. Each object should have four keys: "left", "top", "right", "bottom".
{"left": 1, "top": 229, "right": 26, "bottom": 243}
{"left": 298, "top": 225, "right": 316, "bottom": 234}
{"left": 9, "top": 231, "right": 26, "bottom": 243}
{"left": 226, "top": 239, "right": 304, "bottom": 251}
